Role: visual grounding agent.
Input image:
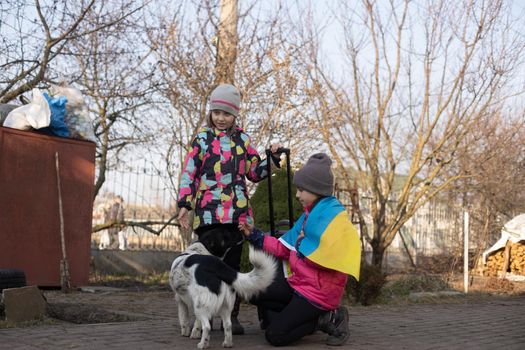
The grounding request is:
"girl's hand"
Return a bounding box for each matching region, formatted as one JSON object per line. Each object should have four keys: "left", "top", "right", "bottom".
{"left": 269, "top": 143, "right": 283, "bottom": 155}
{"left": 239, "top": 222, "right": 254, "bottom": 237}
{"left": 177, "top": 207, "right": 190, "bottom": 230}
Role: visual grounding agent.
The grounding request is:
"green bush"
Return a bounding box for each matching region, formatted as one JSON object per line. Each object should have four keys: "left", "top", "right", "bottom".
{"left": 250, "top": 168, "right": 303, "bottom": 233}
{"left": 346, "top": 263, "right": 387, "bottom": 306}
{"left": 239, "top": 241, "right": 252, "bottom": 273}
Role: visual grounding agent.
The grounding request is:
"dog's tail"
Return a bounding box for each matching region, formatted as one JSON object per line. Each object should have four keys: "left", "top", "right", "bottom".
{"left": 232, "top": 246, "right": 277, "bottom": 300}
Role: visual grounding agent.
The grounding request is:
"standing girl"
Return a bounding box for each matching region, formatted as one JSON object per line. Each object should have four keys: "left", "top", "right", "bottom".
{"left": 177, "top": 83, "right": 281, "bottom": 334}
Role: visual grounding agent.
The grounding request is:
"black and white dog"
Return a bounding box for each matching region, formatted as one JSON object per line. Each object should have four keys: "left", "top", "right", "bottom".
{"left": 169, "top": 241, "right": 276, "bottom": 348}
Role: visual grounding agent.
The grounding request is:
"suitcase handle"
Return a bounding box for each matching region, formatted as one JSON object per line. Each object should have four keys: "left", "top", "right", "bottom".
{"left": 265, "top": 148, "right": 294, "bottom": 236}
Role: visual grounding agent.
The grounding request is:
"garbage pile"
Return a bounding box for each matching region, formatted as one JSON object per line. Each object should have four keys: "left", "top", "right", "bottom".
{"left": 483, "top": 214, "right": 525, "bottom": 278}
{"left": 0, "top": 85, "right": 95, "bottom": 142}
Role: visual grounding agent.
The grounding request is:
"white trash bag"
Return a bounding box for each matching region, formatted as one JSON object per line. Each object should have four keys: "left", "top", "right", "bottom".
{"left": 50, "top": 84, "right": 96, "bottom": 141}
{"left": 3, "top": 88, "right": 51, "bottom": 130}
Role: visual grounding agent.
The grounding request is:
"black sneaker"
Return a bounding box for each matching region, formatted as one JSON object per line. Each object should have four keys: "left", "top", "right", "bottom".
{"left": 259, "top": 318, "right": 269, "bottom": 330}
{"left": 317, "top": 311, "right": 334, "bottom": 334}
{"left": 325, "top": 306, "right": 349, "bottom": 346}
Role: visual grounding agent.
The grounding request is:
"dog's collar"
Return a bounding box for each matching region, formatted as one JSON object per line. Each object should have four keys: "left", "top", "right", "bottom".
{"left": 218, "top": 236, "right": 245, "bottom": 260}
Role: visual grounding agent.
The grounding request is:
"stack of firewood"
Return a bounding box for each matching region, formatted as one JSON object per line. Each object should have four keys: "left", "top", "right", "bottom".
{"left": 510, "top": 242, "right": 525, "bottom": 275}
{"left": 485, "top": 242, "right": 525, "bottom": 276}
{"left": 485, "top": 250, "right": 505, "bottom": 277}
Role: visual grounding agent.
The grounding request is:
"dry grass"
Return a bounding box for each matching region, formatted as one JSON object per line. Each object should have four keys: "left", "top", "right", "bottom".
{"left": 370, "top": 272, "right": 525, "bottom": 305}
{"left": 447, "top": 274, "right": 525, "bottom": 295}
{"left": 88, "top": 272, "right": 170, "bottom": 290}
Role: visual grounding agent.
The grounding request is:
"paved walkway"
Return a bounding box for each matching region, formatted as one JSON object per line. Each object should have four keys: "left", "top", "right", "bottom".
{"left": 1, "top": 291, "right": 524, "bottom": 349}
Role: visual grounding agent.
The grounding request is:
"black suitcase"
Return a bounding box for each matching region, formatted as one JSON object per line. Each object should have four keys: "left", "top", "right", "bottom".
{"left": 265, "top": 148, "right": 294, "bottom": 236}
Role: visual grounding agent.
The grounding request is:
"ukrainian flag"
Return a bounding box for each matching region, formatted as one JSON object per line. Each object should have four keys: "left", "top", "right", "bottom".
{"left": 279, "top": 196, "right": 361, "bottom": 280}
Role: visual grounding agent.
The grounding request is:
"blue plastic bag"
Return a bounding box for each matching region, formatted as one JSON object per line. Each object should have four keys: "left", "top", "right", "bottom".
{"left": 41, "top": 92, "right": 70, "bottom": 138}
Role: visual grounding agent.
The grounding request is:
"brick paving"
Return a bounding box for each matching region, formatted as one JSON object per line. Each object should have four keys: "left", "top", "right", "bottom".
{"left": 1, "top": 290, "right": 524, "bottom": 349}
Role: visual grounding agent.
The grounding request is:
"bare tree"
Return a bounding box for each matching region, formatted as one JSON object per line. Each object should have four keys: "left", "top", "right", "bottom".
{"left": 305, "top": 0, "right": 525, "bottom": 268}
{"left": 1, "top": 1, "right": 173, "bottom": 233}
{"left": 450, "top": 111, "right": 525, "bottom": 243}
{"left": 60, "top": 1, "right": 188, "bottom": 235}
{"left": 148, "top": 0, "right": 316, "bottom": 198}
{"left": 0, "top": 0, "right": 137, "bottom": 103}
{"left": 143, "top": 0, "right": 319, "bottom": 244}
{"left": 59, "top": 1, "right": 157, "bottom": 199}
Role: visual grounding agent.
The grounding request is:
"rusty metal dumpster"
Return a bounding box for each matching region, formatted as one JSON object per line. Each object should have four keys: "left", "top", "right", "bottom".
{"left": 0, "top": 126, "right": 95, "bottom": 287}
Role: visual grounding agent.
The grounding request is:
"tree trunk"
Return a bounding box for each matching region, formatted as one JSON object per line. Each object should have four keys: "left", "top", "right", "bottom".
{"left": 215, "top": 0, "right": 238, "bottom": 84}
{"left": 180, "top": 209, "right": 195, "bottom": 250}
{"left": 371, "top": 240, "right": 385, "bottom": 269}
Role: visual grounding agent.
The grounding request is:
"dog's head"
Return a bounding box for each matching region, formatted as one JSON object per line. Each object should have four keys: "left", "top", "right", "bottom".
{"left": 197, "top": 226, "right": 243, "bottom": 259}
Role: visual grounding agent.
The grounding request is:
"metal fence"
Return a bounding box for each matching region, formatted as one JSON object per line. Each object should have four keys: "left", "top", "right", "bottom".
{"left": 98, "top": 159, "right": 176, "bottom": 217}
{"left": 335, "top": 185, "right": 467, "bottom": 270}
{"left": 94, "top": 167, "right": 466, "bottom": 262}
{"left": 92, "top": 161, "right": 184, "bottom": 251}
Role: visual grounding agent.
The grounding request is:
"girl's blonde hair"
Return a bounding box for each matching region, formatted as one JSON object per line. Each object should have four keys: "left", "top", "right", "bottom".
{"left": 206, "top": 110, "right": 240, "bottom": 136}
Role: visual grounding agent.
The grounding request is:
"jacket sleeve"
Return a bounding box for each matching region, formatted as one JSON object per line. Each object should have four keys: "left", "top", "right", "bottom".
{"left": 263, "top": 235, "right": 291, "bottom": 260}
{"left": 246, "top": 228, "right": 291, "bottom": 260}
{"left": 177, "top": 138, "right": 202, "bottom": 210}
{"left": 244, "top": 135, "right": 280, "bottom": 182}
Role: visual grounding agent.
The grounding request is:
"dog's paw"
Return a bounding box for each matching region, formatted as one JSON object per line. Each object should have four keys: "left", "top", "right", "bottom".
{"left": 190, "top": 327, "right": 202, "bottom": 339}
{"left": 222, "top": 340, "right": 233, "bottom": 348}
{"left": 181, "top": 325, "right": 191, "bottom": 337}
{"left": 197, "top": 340, "right": 210, "bottom": 349}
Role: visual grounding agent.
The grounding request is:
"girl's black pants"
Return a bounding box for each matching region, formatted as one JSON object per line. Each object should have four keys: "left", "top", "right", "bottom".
{"left": 250, "top": 260, "right": 327, "bottom": 346}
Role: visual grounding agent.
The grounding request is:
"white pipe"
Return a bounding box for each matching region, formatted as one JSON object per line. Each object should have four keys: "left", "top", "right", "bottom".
{"left": 463, "top": 211, "right": 469, "bottom": 294}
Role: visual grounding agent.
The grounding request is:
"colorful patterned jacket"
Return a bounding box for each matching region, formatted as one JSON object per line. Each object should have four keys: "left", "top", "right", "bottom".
{"left": 177, "top": 127, "right": 274, "bottom": 229}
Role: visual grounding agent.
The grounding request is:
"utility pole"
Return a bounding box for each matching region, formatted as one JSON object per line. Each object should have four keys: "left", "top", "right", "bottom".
{"left": 215, "top": 0, "right": 238, "bottom": 84}
{"left": 464, "top": 211, "right": 469, "bottom": 294}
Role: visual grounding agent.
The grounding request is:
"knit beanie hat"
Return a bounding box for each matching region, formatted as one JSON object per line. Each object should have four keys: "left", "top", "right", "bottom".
{"left": 209, "top": 84, "right": 241, "bottom": 117}
{"left": 293, "top": 153, "right": 334, "bottom": 196}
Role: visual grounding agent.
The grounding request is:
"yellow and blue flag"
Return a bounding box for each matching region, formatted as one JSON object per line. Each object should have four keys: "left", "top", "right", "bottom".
{"left": 279, "top": 196, "right": 361, "bottom": 280}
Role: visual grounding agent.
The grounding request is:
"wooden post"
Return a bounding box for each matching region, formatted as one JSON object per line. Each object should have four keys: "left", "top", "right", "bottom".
{"left": 55, "top": 152, "right": 71, "bottom": 292}
{"left": 501, "top": 240, "right": 512, "bottom": 278}
{"left": 398, "top": 228, "right": 417, "bottom": 269}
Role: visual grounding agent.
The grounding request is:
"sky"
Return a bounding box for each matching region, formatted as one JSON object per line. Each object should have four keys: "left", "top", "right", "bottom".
{"left": 5, "top": 1, "right": 523, "bottom": 208}
{"left": 101, "top": 0, "right": 525, "bottom": 208}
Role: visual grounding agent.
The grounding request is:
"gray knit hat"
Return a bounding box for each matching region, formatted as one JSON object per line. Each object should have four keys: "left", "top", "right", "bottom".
{"left": 293, "top": 153, "right": 334, "bottom": 196}
{"left": 209, "top": 84, "right": 241, "bottom": 117}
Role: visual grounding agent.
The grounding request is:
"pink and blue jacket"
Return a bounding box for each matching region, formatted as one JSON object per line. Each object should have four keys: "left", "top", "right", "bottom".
{"left": 247, "top": 198, "right": 354, "bottom": 310}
